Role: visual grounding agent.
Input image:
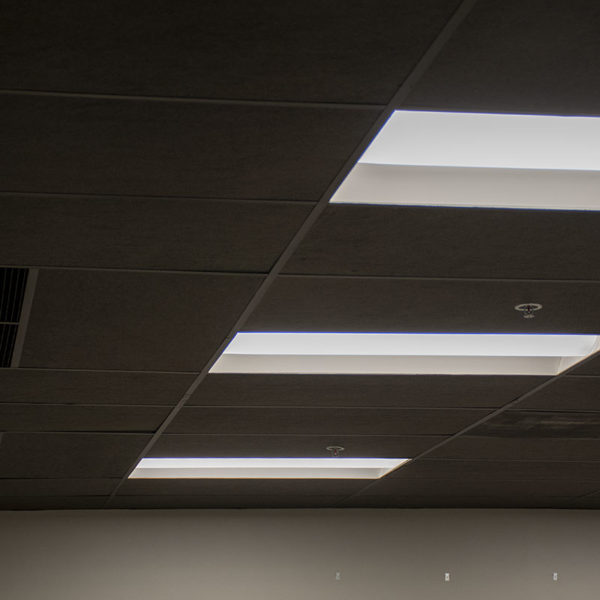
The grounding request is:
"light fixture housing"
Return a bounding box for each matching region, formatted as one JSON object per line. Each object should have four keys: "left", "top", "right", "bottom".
{"left": 129, "top": 457, "right": 409, "bottom": 479}
{"left": 210, "top": 332, "right": 600, "bottom": 376}
{"left": 331, "top": 110, "right": 600, "bottom": 211}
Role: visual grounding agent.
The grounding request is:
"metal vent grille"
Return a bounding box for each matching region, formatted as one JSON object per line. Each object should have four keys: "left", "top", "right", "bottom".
{"left": 0, "top": 268, "right": 29, "bottom": 367}
{"left": 1, "top": 268, "right": 28, "bottom": 323}
{"left": 0, "top": 324, "right": 18, "bottom": 367}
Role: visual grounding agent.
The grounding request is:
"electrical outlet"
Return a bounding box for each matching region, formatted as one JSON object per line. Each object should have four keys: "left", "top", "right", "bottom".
{"left": 553, "top": 572, "right": 558, "bottom": 582}
{"left": 444, "top": 572, "right": 450, "bottom": 582}
{"left": 335, "top": 571, "right": 341, "bottom": 581}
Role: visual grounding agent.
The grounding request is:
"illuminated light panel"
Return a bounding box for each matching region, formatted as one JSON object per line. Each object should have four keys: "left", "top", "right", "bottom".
{"left": 210, "top": 333, "right": 600, "bottom": 376}
{"left": 331, "top": 110, "right": 600, "bottom": 210}
{"left": 129, "top": 457, "right": 409, "bottom": 479}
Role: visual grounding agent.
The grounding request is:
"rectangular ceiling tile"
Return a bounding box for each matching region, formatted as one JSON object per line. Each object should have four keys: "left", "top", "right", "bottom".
{"left": 339, "top": 496, "right": 575, "bottom": 509}
{"left": 470, "top": 410, "right": 600, "bottom": 439}
{"left": 428, "top": 436, "right": 600, "bottom": 461}
{"left": 404, "top": 0, "right": 600, "bottom": 115}
{"left": 1, "top": 96, "right": 377, "bottom": 200}
{"left": 151, "top": 434, "right": 445, "bottom": 458}
{"left": 21, "top": 270, "right": 263, "bottom": 371}
{"left": 0, "top": 369, "right": 194, "bottom": 405}
{"left": 0, "top": 478, "right": 117, "bottom": 496}
{"left": 1, "top": 0, "right": 460, "bottom": 103}
{"left": 518, "top": 377, "right": 600, "bottom": 412}
{"left": 0, "top": 496, "right": 107, "bottom": 510}
{"left": 189, "top": 374, "right": 542, "bottom": 408}
{"left": 1, "top": 195, "right": 313, "bottom": 272}
{"left": 109, "top": 495, "right": 345, "bottom": 509}
{"left": 391, "top": 459, "right": 600, "bottom": 481}
{"left": 0, "top": 433, "right": 150, "bottom": 478}
{"left": 283, "top": 205, "right": 600, "bottom": 280}
{"left": 0, "top": 404, "right": 169, "bottom": 433}
{"left": 164, "top": 407, "right": 487, "bottom": 435}
{"left": 245, "top": 275, "right": 600, "bottom": 334}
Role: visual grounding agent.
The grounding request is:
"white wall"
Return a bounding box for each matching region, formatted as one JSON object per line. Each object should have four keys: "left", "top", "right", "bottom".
{"left": 2, "top": 509, "right": 599, "bottom": 600}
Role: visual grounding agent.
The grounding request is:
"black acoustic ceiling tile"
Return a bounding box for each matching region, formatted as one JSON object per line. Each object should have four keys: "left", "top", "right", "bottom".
{"left": 470, "top": 410, "right": 600, "bottom": 439}
{"left": 355, "top": 477, "right": 598, "bottom": 498}
{"left": 0, "top": 433, "right": 150, "bottom": 478}
{"left": 0, "top": 496, "right": 107, "bottom": 510}
{"left": 571, "top": 492, "right": 600, "bottom": 508}
{"left": 390, "top": 459, "right": 600, "bottom": 482}
{"left": 0, "top": 478, "right": 117, "bottom": 496}
{"left": 151, "top": 434, "right": 445, "bottom": 458}
{"left": 428, "top": 436, "right": 600, "bottom": 461}
{"left": 245, "top": 275, "right": 600, "bottom": 334}
{"left": 282, "top": 205, "right": 600, "bottom": 280}
{"left": 21, "top": 270, "right": 262, "bottom": 371}
{"left": 339, "top": 496, "right": 575, "bottom": 509}
{"left": 518, "top": 377, "right": 600, "bottom": 412}
{"left": 189, "top": 374, "right": 541, "bottom": 408}
{"left": 0, "top": 404, "right": 169, "bottom": 432}
{"left": 1, "top": 195, "right": 313, "bottom": 272}
{"left": 1, "top": 0, "right": 460, "bottom": 104}
{"left": 0, "top": 369, "right": 195, "bottom": 405}
{"left": 1, "top": 96, "right": 378, "bottom": 201}
{"left": 404, "top": 0, "right": 600, "bottom": 115}
{"left": 165, "top": 407, "right": 487, "bottom": 435}
{"left": 110, "top": 495, "right": 345, "bottom": 509}
{"left": 570, "top": 356, "right": 600, "bottom": 376}
{"left": 120, "top": 478, "right": 366, "bottom": 496}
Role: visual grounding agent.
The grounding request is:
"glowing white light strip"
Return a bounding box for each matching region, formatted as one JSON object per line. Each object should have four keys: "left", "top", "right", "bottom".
{"left": 359, "top": 111, "right": 600, "bottom": 171}
{"left": 130, "top": 458, "right": 409, "bottom": 479}
{"left": 210, "top": 333, "right": 600, "bottom": 376}
{"left": 330, "top": 110, "right": 600, "bottom": 210}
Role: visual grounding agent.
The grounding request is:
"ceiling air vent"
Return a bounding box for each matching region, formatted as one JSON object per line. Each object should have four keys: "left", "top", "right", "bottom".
{"left": 0, "top": 268, "right": 30, "bottom": 367}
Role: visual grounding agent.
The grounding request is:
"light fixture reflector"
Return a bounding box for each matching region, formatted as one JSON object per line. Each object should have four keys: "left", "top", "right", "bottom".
{"left": 210, "top": 333, "right": 600, "bottom": 376}
{"left": 129, "top": 457, "right": 409, "bottom": 479}
{"left": 331, "top": 110, "right": 600, "bottom": 210}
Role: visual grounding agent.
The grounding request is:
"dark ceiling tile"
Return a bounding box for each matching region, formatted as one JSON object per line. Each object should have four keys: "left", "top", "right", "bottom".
{"left": 0, "top": 478, "right": 117, "bottom": 496}
{"left": 165, "top": 407, "right": 486, "bottom": 435}
{"left": 1, "top": 195, "right": 313, "bottom": 272}
{"left": 21, "top": 270, "right": 262, "bottom": 371}
{"left": 470, "top": 410, "right": 600, "bottom": 439}
{"left": 109, "top": 495, "right": 345, "bottom": 509}
{"left": 189, "top": 374, "right": 541, "bottom": 408}
{"left": 120, "top": 478, "right": 365, "bottom": 496}
{"left": 0, "top": 369, "right": 195, "bottom": 405}
{"left": 571, "top": 492, "right": 600, "bottom": 508}
{"left": 151, "top": 434, "right": 445, "bottom": 458}
{"left": 518, "top": 377, "right": 600, "bottom": 412}
{"left": 428, "top": 436, "right": 600, "bottom": 461}
{"left": 0, "top": 433, "right": 150, "bottom": 478}
{"left": 404, "top": 0, "right": 600, "bottom": 114}
{"left": 246, "top": 275, "right": 600, "bottom": 334}
{"left": 282, "top": 205, "right": 600, "bottom": 280}
{"left": 0, "top": 404, "right": 169, "bottom": 433}
{"left": 1, "top": 0, "right": 460, "bottom": 103}
{"left": 391, "top": 459, "right": 600, "bottom": 481}
{"left": 339, "top": 495, "right": 575, "bottom": 508}
{"left": 1, "top": 95, "right": 378, "bottom": 200}
{"left": 570, "top": 356, "right": 600, "bottom": 376}
{"left": 0, "top": 496, "right": 107, "bottom": 510}
{"left": 356, "top": 477, "right": 598, "bottom": 497}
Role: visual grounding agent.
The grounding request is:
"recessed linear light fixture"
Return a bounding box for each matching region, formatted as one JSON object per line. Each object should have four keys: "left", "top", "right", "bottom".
{"left": 210, "top": 333, "right": 600, "bottom": 376}
{"left": 129, "top": 458, "right": 409, "bottom": 479}
{"left": 331, "top": 110, "right": 600, "bottom": 211}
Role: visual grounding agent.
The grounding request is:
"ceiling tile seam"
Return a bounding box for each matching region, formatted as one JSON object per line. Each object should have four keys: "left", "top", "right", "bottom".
{"left": 0, "top": 89, "right": 385, "bottom": 111}
{"left": 336, "top": 347, "right": 600, "bottom": 505}
{"left": 9, "top": 269, "right": 37, "bottom": 368}
{"left": 10, "top": 265, "right": 600, "bottom": 284}
{"left": 0, "top": 190, "right": 318, "bottom": 205}
{"left": 1, "top": 266, "right": 269, "bottom": 277}
{"left": 279, "top": 273, "right": 600, "bottom": 285}
{"left": 3, "top": 367, "right": 198, "bottom": 374}
{"left": 101, "top": 0, "right": 481, "bottom": 507}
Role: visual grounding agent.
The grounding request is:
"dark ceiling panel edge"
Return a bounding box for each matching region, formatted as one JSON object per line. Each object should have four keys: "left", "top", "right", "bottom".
{"left": 102, "top": 0, "right": 480, "bottom": 508}
{"left": 8, "top": 268, "right": 37, "bottom": 368}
